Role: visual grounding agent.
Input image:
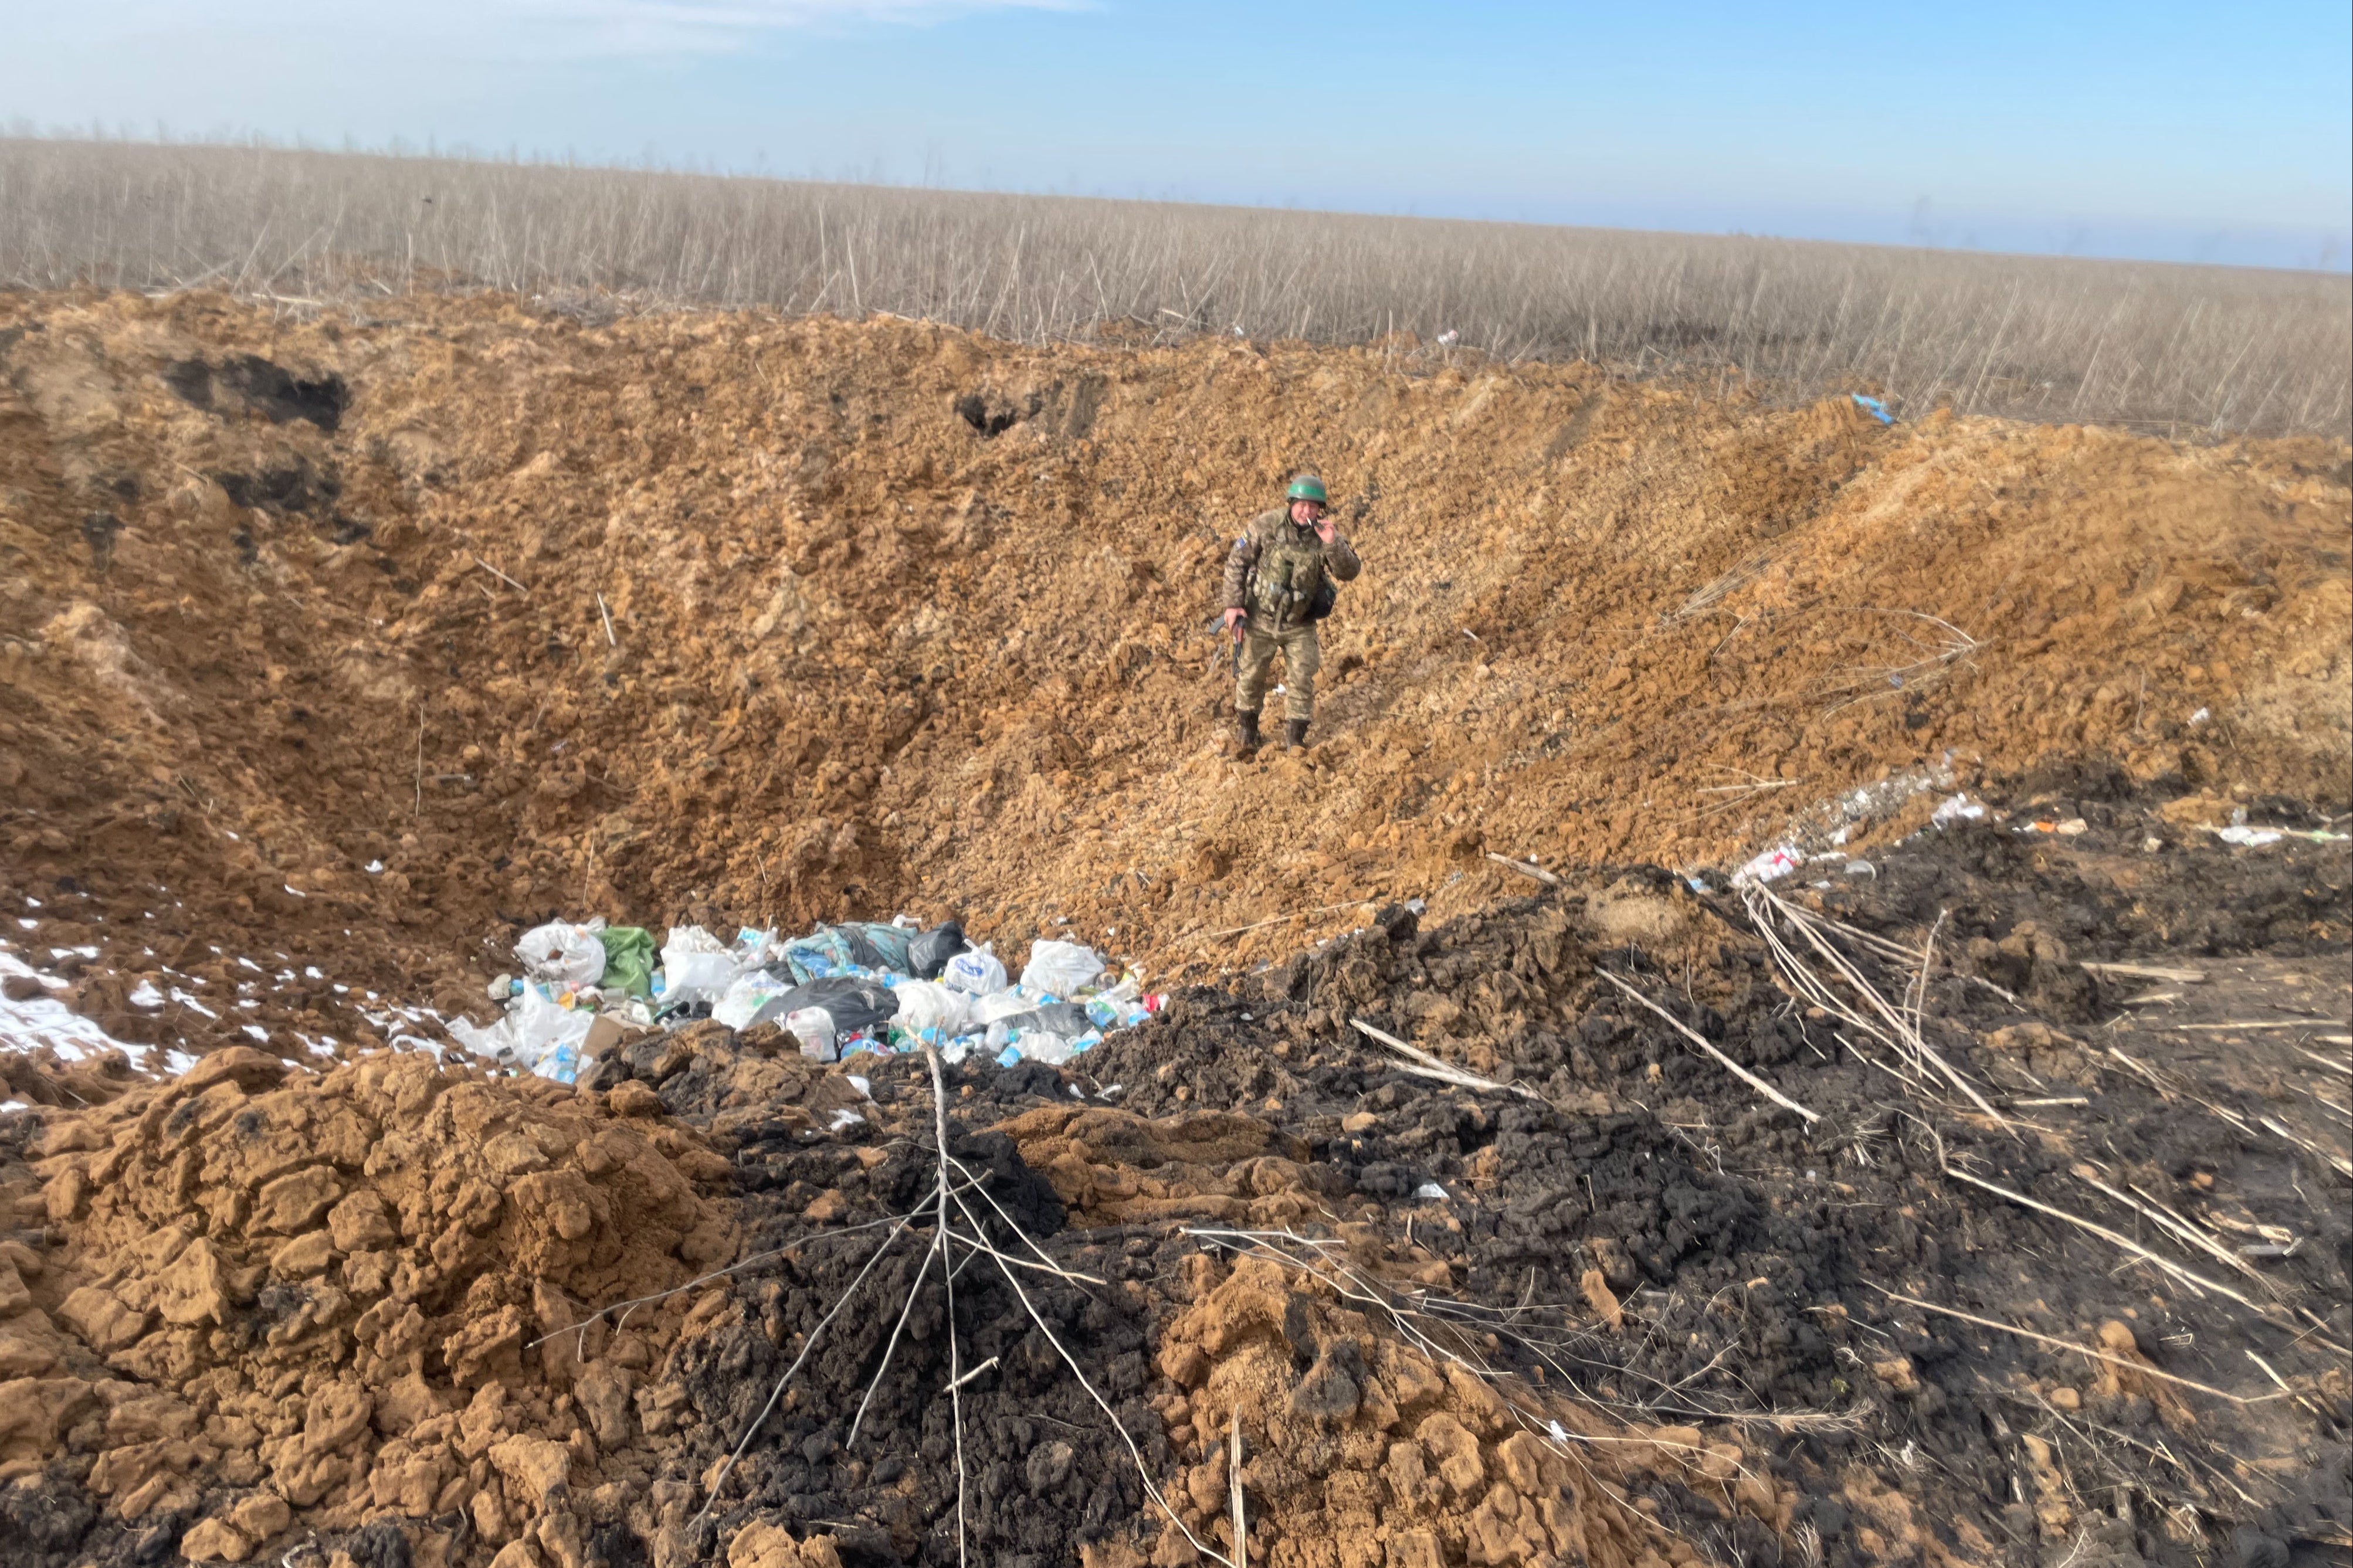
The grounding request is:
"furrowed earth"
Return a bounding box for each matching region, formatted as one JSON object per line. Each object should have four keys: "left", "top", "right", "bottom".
{"left": 1, "top": 290, "right": 2348, "bottom": 1568}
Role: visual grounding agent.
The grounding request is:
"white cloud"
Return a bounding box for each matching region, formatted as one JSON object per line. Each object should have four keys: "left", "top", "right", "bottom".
{"left": 505, "top": 0, "right": 1079, "bottom": 53}
{"left": 36, "top": 0, "right": 1073, "bottom": 59}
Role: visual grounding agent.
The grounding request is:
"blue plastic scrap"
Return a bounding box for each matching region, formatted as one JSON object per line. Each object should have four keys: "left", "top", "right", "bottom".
{"left": 1852, "top": 394, "right": 1894, "bottom": 425}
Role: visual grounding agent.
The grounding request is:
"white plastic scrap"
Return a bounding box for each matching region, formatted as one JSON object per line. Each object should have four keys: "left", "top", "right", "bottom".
{"left": 1414, "top": 1182, "right": 1450, "bottom": 1201}
{"left": 1931, "top": 793, "right": 1987, "bottom": 827}
{"left": 1732, "top": 845, "right": 1801, "bottom": 886}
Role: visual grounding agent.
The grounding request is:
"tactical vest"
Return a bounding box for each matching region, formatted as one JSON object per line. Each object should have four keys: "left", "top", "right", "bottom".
{"left": 1249, "top": 518, "right": 1328, "bottom": 630}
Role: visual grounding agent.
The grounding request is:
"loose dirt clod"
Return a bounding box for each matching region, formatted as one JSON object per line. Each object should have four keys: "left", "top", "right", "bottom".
{"left": 4, "top": 1047, "right": 738, "bottom": 1568}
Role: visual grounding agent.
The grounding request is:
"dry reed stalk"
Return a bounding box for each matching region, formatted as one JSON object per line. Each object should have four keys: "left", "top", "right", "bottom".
{"left": 1940, "top": 1165, "right": 2274, "bottom": 1315}
{"left": 1350, "top": 1017, "right": 1543, "bottom": 1101}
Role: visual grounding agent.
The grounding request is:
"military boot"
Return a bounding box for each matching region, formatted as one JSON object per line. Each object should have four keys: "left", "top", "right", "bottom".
{"left": 1231, "top": 711, "right": 1263, "bottom": 757}
{"left": 1282, "top": 719, "right": 1310, "bottom": 751}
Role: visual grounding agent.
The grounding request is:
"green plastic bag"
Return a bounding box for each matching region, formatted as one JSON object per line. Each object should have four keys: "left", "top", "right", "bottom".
{"left": 596, "top": 926, "right": 657, "bottom": 998}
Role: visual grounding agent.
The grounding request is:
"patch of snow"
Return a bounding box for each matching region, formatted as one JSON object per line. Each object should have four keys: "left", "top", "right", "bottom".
{"left": 1, "top": 951, "right": 146, "bottom": 1065}
{"left": 242, "top": 1025, "right": 270, "bottom": 1043}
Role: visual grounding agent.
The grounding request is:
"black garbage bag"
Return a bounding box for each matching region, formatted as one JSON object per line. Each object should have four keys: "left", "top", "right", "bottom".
{"left": 907, "top": 920, "right": 969, "bottom": 980}
{"left": 774, "top": 975, "right": 899, "bottom": 1035}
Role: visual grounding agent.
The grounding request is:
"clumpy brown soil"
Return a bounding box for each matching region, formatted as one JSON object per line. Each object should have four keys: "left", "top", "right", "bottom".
{"left": 2, "top": 290, "right": 2350, "bottom": 1568}
{"left": 0, "top": 290, "right": 2347, "bottom": 1063}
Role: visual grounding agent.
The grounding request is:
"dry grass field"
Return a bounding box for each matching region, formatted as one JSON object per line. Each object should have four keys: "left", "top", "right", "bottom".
{"left": 3, "top": 136, "right": 2347, "bottom": 435}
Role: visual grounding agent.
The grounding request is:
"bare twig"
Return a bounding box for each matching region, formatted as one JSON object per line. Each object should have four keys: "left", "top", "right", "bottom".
{"left": 947, "top": 1355, "right": 999, "bottom": 1393}
{"left": 474, "top": 556, "right": 530, "bottom": 593}
{"left": 1182, "top": 901, "right": 1376, "bottom": 945}
{"left": 1229, "top": 1410, "right": 1247, "bottom": 1568}
{"left": 1485, "top": 851, "right": 1562, "bottom": 887}
{"left": 923, "top": 1044, "right": 970, "bottom": 1568}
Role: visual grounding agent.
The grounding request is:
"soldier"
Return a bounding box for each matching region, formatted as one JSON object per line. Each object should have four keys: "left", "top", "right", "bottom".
{"left": 1219, "top": 472, "right": 1361, "bottom": 755}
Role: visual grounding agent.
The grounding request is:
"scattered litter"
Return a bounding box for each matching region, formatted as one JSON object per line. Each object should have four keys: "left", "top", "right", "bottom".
{"left": 1851, "top": 393, "right": 1894, "bottom": 425}
{"left": 2205, "top": 822, "right": 2346, "bottom": 847}
{"left": 1413, "top": 1182, "right": 1449, "bottom": 1201}
{"left": 2188, "top": 707, "right": 2211, "bottom": 727}
{"left": 444, "top": 914, "right": 1163, "bottom": 1082}
{"left": 1843, "top": 860, "right": 1877, "bottom": 878}
{"left": 1732, "top": 845, "right": 1802, "bottom": 886}
{"left": 1931, "top": 793, "right": 1987, "bottom": 827}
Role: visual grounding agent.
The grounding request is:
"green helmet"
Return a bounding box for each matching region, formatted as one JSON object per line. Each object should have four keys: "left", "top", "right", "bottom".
{"left": 1285, "top": 473, "right": 1328, "bottom": 504}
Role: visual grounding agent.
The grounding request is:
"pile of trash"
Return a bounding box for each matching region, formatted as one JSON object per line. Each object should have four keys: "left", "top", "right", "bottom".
{"left": 447, "top": 915, "right": 1162, "bottom": 1082}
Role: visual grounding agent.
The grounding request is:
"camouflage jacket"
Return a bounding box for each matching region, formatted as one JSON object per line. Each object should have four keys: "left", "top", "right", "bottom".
{"left": 1220, "top": 509, "right": 1361, "bottom": 629}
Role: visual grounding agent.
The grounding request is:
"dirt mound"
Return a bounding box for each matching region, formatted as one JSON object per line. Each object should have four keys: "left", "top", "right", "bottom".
{"left": 2, "top": 1045, "right": 739, "bottom": 1568}
{"left": 0, "top": 290, "right": 2347, "bottom": 1064}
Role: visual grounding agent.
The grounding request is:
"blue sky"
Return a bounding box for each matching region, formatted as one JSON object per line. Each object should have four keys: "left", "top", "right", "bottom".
{"left": 6, "top": 0, "right": 2348, "bottom": 270}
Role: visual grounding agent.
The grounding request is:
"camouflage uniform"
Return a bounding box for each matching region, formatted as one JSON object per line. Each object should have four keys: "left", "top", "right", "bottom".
{"left": 1222, "top": 508, "right": 1361, "bottom": 723}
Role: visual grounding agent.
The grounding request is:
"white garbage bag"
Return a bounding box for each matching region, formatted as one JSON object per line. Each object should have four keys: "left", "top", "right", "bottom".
{"left": 659, "top": 925, "right": 739, "bottom": 1006}
{"left": 516, "top": 920, "right": 608, "bottom": 987}
{"left": 891, "top": 979, "right": 969, "bottom": 1038}
{"left": 941, "top": 946, "right": 1008, "bottom": 997}
{"left": 1020, "top": 939, "right": 1104, "bottom": 997}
